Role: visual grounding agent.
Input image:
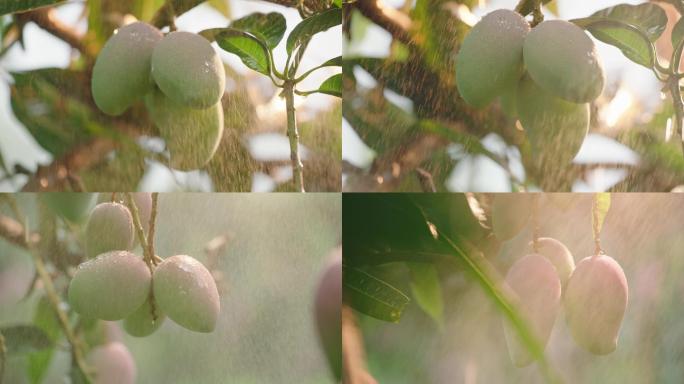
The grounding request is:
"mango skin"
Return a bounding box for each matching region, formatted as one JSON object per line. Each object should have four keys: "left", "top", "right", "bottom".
{"left": 456, "top": 9, "right": 529, "bottom": 107}
{"left": 315, "top": 248, "right": 342, "bottom": 380}
{"left": 491, "top": 194, "right": 533, "bottom": 241}
{"left": 151, "top": 31, "right": 226, "bottom": 109}
{"left": 153, "top": 255, "right": 220, "bottom": 333}
{"left": 88, "top": 342, "right": 136, "bottom": 384}
{"left": 503, "top": 253, "right": 561, "bottom": 367}
{"left": 564, "top": 255, "right": 628, "bottom": 355}
{"left": 530, "top": 237, "right": 575, "bottom": 286}
{"left": 42, "top": 193, "right": 98, "bottom": 223}
{"left": 517, "top": 76, "right": 589, "bottom": 166}
{"left": 85, "top": 203, "right": 135, "bottom": 258}
{"left": 524, "top": 20, "right": 605, "bottom": 103}
{"left": 123, "top": 297, "right": 165, "bottom": 337}
{"left": 92, "top": 22, "right": 162, "bottom": 116}
{"left": 146, "top": 91, "right": 224, "bottom": 170}
{"left": 68, "top": 251, "right": 151, "bottom": 321}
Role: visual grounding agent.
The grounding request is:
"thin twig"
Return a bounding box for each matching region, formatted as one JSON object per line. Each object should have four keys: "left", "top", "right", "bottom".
{"left": 342, "top": 305, "right": 378, "bottom": 384}
{"left": 4, "top": 197, "right": 93, "bottom": 383}
{"left": 148, "top": 193, "right": 159, "bottom": 265}
{"left": 124, "top": 193, "right": 153, "bottom": 271}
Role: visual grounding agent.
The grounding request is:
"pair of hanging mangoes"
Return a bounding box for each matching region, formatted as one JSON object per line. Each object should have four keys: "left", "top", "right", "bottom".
{"left": 91, "top": 22, "right": 226, "bottom": 170}
{"left": 456, "top": 9, "right": 605, "bottom": 167}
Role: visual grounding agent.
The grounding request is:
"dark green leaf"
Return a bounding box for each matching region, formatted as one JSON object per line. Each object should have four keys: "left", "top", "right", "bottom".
{"left": 216, "top": 29, "right": 271, "bottom": 76}
{"left": 231, "top": 12, "right": 286, "bottom": 49}
{"left": 578, "top": 20, "right": 655, "bottom": 68}
{"left": 408, "top": 263, "right": 444, "bottom": 328}
{"left": 286, "top": 7, "right": 341, "bottom": 54}
{"left": 0, "top": 325, "right": 52, "bottom": 355}
{"left": 321, "top": 56, "right": 341, "bottom": 67}
{"left": 310, "top": 73, "right": 341, "bottom": 97}
{"left": 572, "top": 3, "right": 667, "bottom": 42}
{"left": 672, "top": 16, "right": 684, "bottom": 51}
{"left": 0, "top": 0, "right": 66, "bottom": 15}
{"left": 343, "top": 264, "right": 410, "bottom": 323}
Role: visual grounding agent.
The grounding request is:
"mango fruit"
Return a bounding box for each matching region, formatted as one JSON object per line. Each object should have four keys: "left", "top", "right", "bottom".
{"left": 88, "top": 342, "right": 136, "bottom": 384}
{"left": 151, "top": 31, "right": 226, "bottom": 109}
{"left": 503, "top": 253, "right": 561, "bottom": 367}
{"left": 153, "top": 255, "right": 220, "bottom": 333}
{"left": 145, "top": 91, "right": 224, "bottom": 170}
{"left": 523, "top": 20, "right": 604, "bottom": 103}
{"left": 68, "top": 251, "right": 151, "bottom": 320}
{"left": 92, "top": 22, "right": 162, "bottom": 115}
{"left": 564, "top": 255, "right": 628, "bottom": 355}
{"left": 456, "top": 9, "right": 529, "bottom": 107}
{"left": 85, "top": 202, "right": 135, "bottom": 258}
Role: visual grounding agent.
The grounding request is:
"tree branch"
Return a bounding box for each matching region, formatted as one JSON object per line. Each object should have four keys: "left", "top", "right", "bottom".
{"left": 4, "top": 197, "right": 93, "bottom": 382}
{"left": 353, "top": 0, "right": 412, "bottom": 46}
{"left": 17, "top": 7, "right": 91, "bottom": 56}
{"left": 0, "top": 214, "right": 40, "bottom": 248}
{"left": 342, "top": 305, "right": 378, "bottom": 384}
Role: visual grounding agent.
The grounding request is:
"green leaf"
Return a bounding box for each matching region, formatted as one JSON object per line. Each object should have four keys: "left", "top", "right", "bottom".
{"left": 408, "top": 263, "right": 444, "bottom": 328}
{"left": 571, "top": 3, "right": 667, "bottom": 42}
{"left": 0, "top": 0, "right": 66, "bottom": 15}
{"left": 216, "top": 29, "right": 271, "bottom": 76}
{"left": 207, "top": 0, "right": 230, "bottom": 18}
{"left": 286, "top": 7, "right": 341, "bottom": 54}
{"left": 593, "top": 192, "right": 611, "bottom": 237}
{"left": 27, "top": 297, "right": 61, "bottom": 384}
{"left": 343, "top": 264, "right": 410, "bottom": 323}
{"left": 231, "top": 12, "right": 286, "bottom": 49}
{"left": 672, "top": 17, "right": 684, "bottom": 51}
{"left": 321, "top": 56, "right": 342, "bottom": 67}
{"left": 312, "top": 73, "right": 341, "bottom": 97}
{"left": 0, "top": 325, "right": 52, "bottom": 355}
{"left": 332, "top": 0, "right": 342, "bottom": 7}
{"left": 577, "top": 20, "right": 655, "bottom": 68}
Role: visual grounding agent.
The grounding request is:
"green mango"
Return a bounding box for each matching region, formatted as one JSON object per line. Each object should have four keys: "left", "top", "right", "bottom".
{"left": 153, "top": 255, "right": 220, "bottom": 333}
{"left": 151, "top": 31, "right": 226, "bottom": 109}
{"left": 85, "top": 202, "right": 134, "bottom": 258}
{"left": 517, "top": 76, "right": 589, "bottom": 166}
{"left": 146, "top": 91, "right": 224, "bottom": 171}
{"left": 456, "top": 9, "right": 529, "bottom": 107}
{"left": 92, "top": 22, "right": 162, "bottom": 115}
{"left": 68, "top": 251, "right": 151, "bottom": 320}
{"left": 524, "top": 20, "right": 604, "bottom": 103}
{"left": 123, "top": 298, "right": 165, "bottom": 337}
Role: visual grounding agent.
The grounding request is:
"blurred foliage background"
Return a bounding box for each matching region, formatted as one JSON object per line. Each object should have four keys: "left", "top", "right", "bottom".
{"left": 342, "top": 0, "right": 684, "bottom": 192}
{"left": 343, "top": 193, "right": 684, "bottom": 383}
{"left": 0, "top": 0, "right": 341, "bottom": 192}
{"left": 0, "top": 193, "right": 341, "bottom": 383}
